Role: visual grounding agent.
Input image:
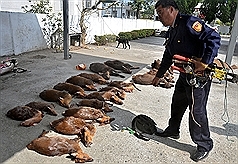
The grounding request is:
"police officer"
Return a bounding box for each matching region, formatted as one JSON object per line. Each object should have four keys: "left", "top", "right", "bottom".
{"left": 152, "top": 0, "right": 221, "bottom": 162}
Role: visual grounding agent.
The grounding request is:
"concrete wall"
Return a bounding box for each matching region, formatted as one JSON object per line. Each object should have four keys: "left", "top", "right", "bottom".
{"left": 0, "top": 11, "right": 162, "bottom": 57}
{"left": 0, "top": 11, "right": 47, "bottom": 56}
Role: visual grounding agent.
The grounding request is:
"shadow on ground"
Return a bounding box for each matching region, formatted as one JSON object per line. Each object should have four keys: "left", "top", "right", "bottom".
{"left": 0, "top": 51, "right": 148, "bottom": 163}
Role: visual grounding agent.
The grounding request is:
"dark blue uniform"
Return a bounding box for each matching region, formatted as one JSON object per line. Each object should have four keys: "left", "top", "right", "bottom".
{"left": 156, "top": 13, "right": 221, "bottom": 152}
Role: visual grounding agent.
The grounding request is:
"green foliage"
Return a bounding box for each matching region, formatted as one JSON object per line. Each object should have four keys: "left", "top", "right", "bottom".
{"left": 94, "top": 34, "right": 117, "bottom": 46}
{"left": 128, "top": 0, "right": 155, "bottom": 19}
{"left": 94, "top": 29, "right": 154, "bottom": 45}
{"left": 118, "top": 32, "right": 132, "bottom": 40}
{"left": 21, "top": 0, "right": 52, "bottom": 14}
{"left": 201, "top": 0, "right": 237, "bottom": 25}
{"left": 176, "top": 0, "right": 200, "bottom": 14}
{"left": 130, "top": 31, "right": 139, "bottom": 40}
{"left": 21, "top": 0, "right": 63, "bottom": 50}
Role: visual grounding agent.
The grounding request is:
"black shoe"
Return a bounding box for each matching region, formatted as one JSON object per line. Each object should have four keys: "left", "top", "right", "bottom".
{"left": 155, "top": 131, "right": 180, "bottom": 139}
{"left": 191, "top": 150, "right": 209, "bottom": 162}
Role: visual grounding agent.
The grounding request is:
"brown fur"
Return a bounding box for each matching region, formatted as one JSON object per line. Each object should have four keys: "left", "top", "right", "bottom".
{"left": 50, "top": 116, "right": 96, "bottom": 147}
{"left": 108, "top": 81, "right": 140, "bottom": 93}
{"left": 53, "top": 82, "right": 86, "bottom": 98}
{"left": 27, "top": 130, "right": 93, "bottom": 163}
{"left": 104, "top": 60, "right": 140, "bottom": 74}
{"left": 85, "top": 91, "right": 105, "bottom": 101}
{"left": 25, "top": 101, "right": 57, "bottom": 116}
{"left": 6, "top": 106, "right": 43, "bottom": 126}
{"left": 89, "top": 63, "right": 125, "bottom": 80}
{"left": 132, "top": 69, "right": 174, "bottom": 88}
{"left": 62, "top": 106, "right": 115, "bottom": 125}
{"left": 66, "top": 76, "right": 97, "bottom": 91}
{"left": 99, "top": 86, "right": 126, "bottom": 100}
{"left": 39, "top": 89, "right": 72, "bottom": 108}
{"left": 76, "top": 98, "right": 112, "bottom": 112}
{"left": 85, "top": 90, "right": 123, "bottom": 105}
{"left": 77, "top": 73, "right": 109, "bottom": 84}
{"left": 100, "top": 91, "right": 124, "bottom": 105}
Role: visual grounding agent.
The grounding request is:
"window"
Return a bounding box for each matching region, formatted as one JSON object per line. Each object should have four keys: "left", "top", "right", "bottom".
{"left": 86, "top": 0, "right": 91, "bottom": 8}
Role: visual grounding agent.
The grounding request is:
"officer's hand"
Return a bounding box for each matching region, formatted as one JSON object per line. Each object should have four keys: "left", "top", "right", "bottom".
{"left": 152, "top": 77, "right": 164, "bottom": 86}
{"left": 190, "top": 59, "right": 208, "bottom": 73}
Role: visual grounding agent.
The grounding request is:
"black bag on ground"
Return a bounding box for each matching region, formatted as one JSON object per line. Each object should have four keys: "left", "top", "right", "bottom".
{"left": 131, "top": 114, "right": 157, "bottom": 141}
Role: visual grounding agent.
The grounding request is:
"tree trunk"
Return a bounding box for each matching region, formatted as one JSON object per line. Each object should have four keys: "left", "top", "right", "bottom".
{"left": 79, "top": 10, "right": 87, "bottom": 47}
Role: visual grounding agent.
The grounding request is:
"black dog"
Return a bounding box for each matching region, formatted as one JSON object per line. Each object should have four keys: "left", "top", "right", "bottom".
{"left": 116, "top": 37, "right": 130, "bottom": 49}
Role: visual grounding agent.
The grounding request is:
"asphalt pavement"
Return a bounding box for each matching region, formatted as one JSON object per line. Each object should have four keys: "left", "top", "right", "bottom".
{"left": 0, "top": 36, "right": 237, "bottom": 163}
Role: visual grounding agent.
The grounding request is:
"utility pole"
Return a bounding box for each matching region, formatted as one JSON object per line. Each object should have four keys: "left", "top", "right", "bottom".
{"left": 225, "top": 5, "right": 238, "bottom": 64}
{"left": 63, "top": 0, "right": 69, "bottom": 59}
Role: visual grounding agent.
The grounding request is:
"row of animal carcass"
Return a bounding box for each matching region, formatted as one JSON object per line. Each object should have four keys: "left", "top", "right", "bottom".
{"left": 5, "top": 60, "right": 145, "bottom": 163}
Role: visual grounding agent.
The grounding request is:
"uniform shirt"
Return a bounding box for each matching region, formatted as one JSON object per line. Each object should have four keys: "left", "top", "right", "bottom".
{"left": 156, "top": 13, "right": 221, "bottom": 78}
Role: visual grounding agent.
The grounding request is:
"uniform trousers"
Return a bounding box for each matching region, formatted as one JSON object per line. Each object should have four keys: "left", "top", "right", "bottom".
{"left": 165, "top": 73, "right": 213, "bottom": 152}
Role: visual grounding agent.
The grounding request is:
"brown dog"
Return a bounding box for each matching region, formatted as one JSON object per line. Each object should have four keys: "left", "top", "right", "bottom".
{"left": 85, "top": 90, "right": 123, "bottom": 105}
{"left": 89, "top": 62, "right": 125, "bottom": 80}
{"left": 39, "top": 89, "right": 72, "bottom": 108}
{"left": 104, "top": 60, "right": 140, "bottom": 74}
{"left": 6, "top": 106, "right": 44, "bottom": 126}
{"left": 62, "top": 106, "right": 115, "bottom": 125}
{"left": 27, "top": 130, "right": 93, "bottom": 163}
{"left": 77, "top": 73, "right": 109, "bottom": 85}
{"left": 76, "top": 99, "right": 112, "bottom": 112}
{"left": 99, "top": 86, "right": 126, "bottom": 100}
{"left": 25, "top": 101, "right": 57, "bottom": 116}
{"left": 66, "top": 76, "right": 97, "bottom": 91}
{"left": 132, "top": 69, "right": 174, "bottom": 88}
{"left": 53, "top": 82, "right": 86, "bottom": 98}
{"left": 50, "top": 116, "right": 96, "bottom": 147}
{"left": 108, "top": 81, "right": 141, "bottom": 92}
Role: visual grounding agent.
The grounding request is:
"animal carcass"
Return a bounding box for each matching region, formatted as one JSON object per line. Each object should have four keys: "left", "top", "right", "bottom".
{"left": 39, "top": 89, "right": 72, "bottom": 108}
{"left": 50, "top": 116, "right": 96, "bottom": 147}
{"left": 6, "top": 106, "right": 43, "bottom": 127}
{"left": 27, "top": 130, "right": 93, "bottom": 163}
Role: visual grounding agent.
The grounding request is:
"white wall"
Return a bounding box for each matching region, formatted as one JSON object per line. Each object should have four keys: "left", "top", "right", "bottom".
{"left": 0, "top": 11, "right": 47, "bottom": 56}
{"left": 69, "top": 16, "right": 163, "bottom": 43}
{"left": 0, "top": 11, "right": 162, "bottom": 56}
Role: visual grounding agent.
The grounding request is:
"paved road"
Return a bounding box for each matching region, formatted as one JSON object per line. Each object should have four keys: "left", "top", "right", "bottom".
{"left": 132, "top": 36, "right": 238, "bottom": 57}
{"left": 0, "top": 36, "right": 237, "bottom": 164}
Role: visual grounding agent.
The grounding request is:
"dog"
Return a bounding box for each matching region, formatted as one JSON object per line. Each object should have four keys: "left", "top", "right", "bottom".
{"left": 62, "top": 106, "right": 115, "bottom": 125}
{"left": 76, "top": 98, "right": 113, "bottom": 113}
{"left": 66, "top": 76, "right": 97, "bottom": 91}
{"left": 6, "top": 106, "right": 44, "bottom": 126}
{"left": 53, "top": 82, "right": 86, "bottom": 98}
{"left": 116, "top": 37, "right": 130, "bottom": 49}
{"left": 104, "top": 60, "right": 139, "bottom": 74}
{"left": 39, "top": 89, "right": 72, "bottom": 108}
{"left": 89, "top": 62, "right": 125, "bottom": 80}
{"left": 25, "top": 101, "right": 57, "bottom": 116}
{"left": 132, "top": 69, "right": 174, "bottom": 88}
{"left": 50, "top": 116, "right": 96, "bottom": 147}
{"left": 77, "top": 73, "right": 109, "bottom": 85}
{"left": 27, "top": 130, "right": 93, "bottom": 163}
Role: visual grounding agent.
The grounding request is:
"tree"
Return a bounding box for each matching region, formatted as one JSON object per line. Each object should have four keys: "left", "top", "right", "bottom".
{"left": 22, "top": 0, "right": 63, "bottom": 51}
{"left": 176, "top": 0, "right": 200, "bottom": 14}
{"left": 218, "top": 0, "right": 237, "bottom": 26}
{"left": 200, "top": 0, "right": 237, "bottom": 26}
{"left": 21, "top": 0, "right": 52, "bottom": 14}
{"left": 77, "top": 1, "right": 118, "bottom": 47}
{"left": 128, "top": 0, "right": 154, "bottom": 19}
